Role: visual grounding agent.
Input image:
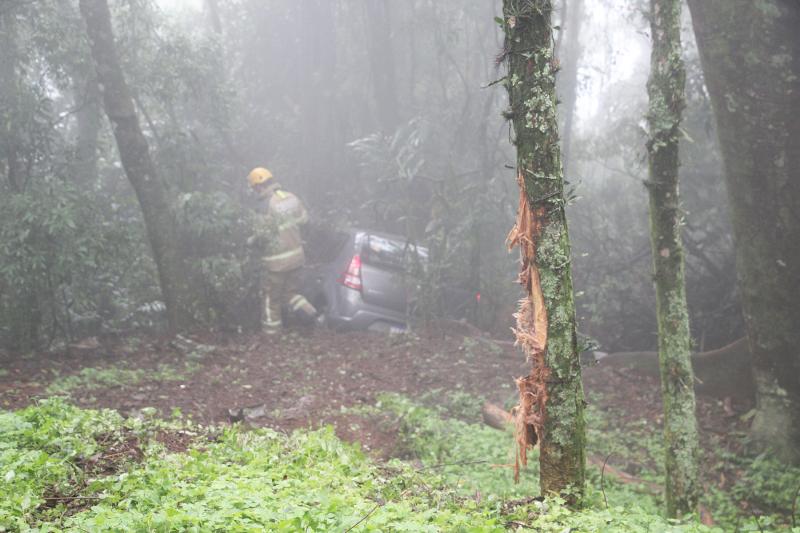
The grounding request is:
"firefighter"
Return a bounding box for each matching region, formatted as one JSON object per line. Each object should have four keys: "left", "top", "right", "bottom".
{"left": 247, "top": 167, "right": 317, "bottom": 334}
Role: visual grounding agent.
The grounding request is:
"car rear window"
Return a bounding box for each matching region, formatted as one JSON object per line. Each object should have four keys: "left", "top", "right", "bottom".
{"left": 362, "top": 235, "right": 428, "bottom": 271}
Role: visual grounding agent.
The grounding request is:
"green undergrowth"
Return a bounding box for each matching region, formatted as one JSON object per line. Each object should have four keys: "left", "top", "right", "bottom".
{"left": 2, "top": 397, "right": 797, "bottom": 532}
{"left": 1, "top": 399, "right": 504, "bottom": 532}
{"left": 375, "top": 393, "right": 721, "bottom": 532}
{"left": 702, "top": 442, "right": 800, "bottom": 532}
{"left": 44, "top": 362, "right": 198, "bottom": 396}
{"left": 375, "top": 392, "right": 532, "bottom": 500}
{"left": 376, "top": 393, "right": 800, "bottom": 531}
{"left": 584, "top": 402, "right": 800, "bottom": 531}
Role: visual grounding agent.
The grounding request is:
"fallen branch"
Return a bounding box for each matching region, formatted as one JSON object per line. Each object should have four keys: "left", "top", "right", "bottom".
{"left": 752, "top": 513, "right": 765, "bottom": 533}
{"left": 344, "top": 501, "right": 383, "bottom": 532}
{"left": 482, "top": 402, "right": 514, "bottom": 430}
{"left": 601, "top": 453, "right": 611, "bottom": 508}
{"left": 482, "top": 402, "right": 661, "bottom": 493}
{"left": 416, "top": 460, "right": 490, "bottom": 472}
{"left": 699, "top": 504, "right": 715, "bottom": 527}
{"left": 43, "top": 495, "right": 103, "bottom": 501}
{"left": 586, "top": 455, "right": 661, "bottom": 493}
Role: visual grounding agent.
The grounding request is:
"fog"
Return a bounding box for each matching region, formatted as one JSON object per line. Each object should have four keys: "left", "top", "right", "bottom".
{"left": 2, "top": 0, "right": 799, "bottom": 528}
{"left": 0, "top": 0, "right": 743, "bottom": 351}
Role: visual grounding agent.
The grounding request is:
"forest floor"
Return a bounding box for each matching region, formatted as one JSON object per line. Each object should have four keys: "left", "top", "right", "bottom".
{"left": 0, "top": 324, "right": 758, "bottom": 499}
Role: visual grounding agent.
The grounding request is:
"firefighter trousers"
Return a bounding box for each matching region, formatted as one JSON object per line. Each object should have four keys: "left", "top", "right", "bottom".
{"left": 261, "top": 268, "right": 317, "bottom": 333}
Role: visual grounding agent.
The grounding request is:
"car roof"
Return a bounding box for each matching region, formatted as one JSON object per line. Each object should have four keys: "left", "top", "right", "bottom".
{"left": 350, "top": 228, "right": 406, "bottom": 241}
{"left": 349, "top": 228, "right": 428, "bottom": 248}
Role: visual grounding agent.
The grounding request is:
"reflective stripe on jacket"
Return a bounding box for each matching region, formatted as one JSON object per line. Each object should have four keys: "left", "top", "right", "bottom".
{"left": 261, "top": 188, "right": 308, "bottom": 272}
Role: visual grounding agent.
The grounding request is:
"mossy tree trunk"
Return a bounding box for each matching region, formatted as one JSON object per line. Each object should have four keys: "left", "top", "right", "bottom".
{"left": 644, "top": 0, "right": 700, "bottom": 518}
{"left": 500, "top": 0, "right": 586, "bottom": 500}
{"left": 79, "top": 0, "right": 195, "bottom": 331}
{"left": 687, "top": 0, "right": 800, "bottom": 464}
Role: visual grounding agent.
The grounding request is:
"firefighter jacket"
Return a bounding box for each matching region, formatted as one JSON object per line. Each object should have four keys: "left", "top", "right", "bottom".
{"left": 259, "top": 185, "right": 309, "bottom": 272}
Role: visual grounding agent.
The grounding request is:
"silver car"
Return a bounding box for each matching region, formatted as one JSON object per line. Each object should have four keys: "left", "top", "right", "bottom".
{"left": 298, "top": 229, "right": 474, "bottom": 332}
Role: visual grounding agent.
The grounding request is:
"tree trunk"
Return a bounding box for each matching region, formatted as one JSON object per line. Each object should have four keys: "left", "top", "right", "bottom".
{"left": 79, "top": 0, "right": 194, "bottom": 331}
{"left": 557, "top": 0, "right": 583, "bottom": 175}
{"left": 204, "top": 0, "right": 222, "bottom": 34}
{"left": 687, "top": 0, "right": 800, "bottom": 464}
{"left": 364, "top": 0, "right": 400, "bottom": 132}
{"left": 297, "top": 0, "right": 337, "bottom": 201}
{"left": 72, "top": 62, "right": 101, "bottom": 185}
{"left": 481, "top": 402, "right": 662, "bottom": 493}
{"left": 0, "top": 8, "right": 22, "bottom": 193}
{"left": 645, "top": 0, "right": 700, "bottom": 517}
{"left": 500, "top": 0, "right": 586, "bottom": 501}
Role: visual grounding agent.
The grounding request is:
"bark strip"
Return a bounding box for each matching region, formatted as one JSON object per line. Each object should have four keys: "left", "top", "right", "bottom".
{"left": 507, "top": 177, "right": 548, "bottom": 482}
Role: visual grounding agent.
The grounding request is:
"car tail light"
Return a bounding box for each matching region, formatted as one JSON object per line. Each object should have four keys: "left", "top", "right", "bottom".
{"left": 338, "top": 254, "right": 362, "bottom": 291}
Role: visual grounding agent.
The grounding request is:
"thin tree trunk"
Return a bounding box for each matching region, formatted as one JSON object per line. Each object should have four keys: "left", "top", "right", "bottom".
{"left": 298, "top": 0, "right": 337, "bottom": 200}
{"left": 72, "top": 62, "right": 101, "bottom": 185}
{"left": 557, "top": 0, "right": 582, "bottom": 175}
{"left": 500, "top": 0, "right": 586, "bottom": 500}
{"left": 364, "top": 0, "right": 399, "bottom": 132}
{"left": 554, "top": 0, "right": 566, "bottom": 58}
{"left": 645, "top": 0, "right": 699, "bottom": 517}
{"left": 0, "top": 8, "right": 22, "bottom": 193}
{"left": 687, "top": 0, "right": 800, "bottom": 465}
{"left": 79, "top": 0, "right": 194, "bottom": 331}
{"left": 204, "top": 0, "right": 222, "bottom": 34}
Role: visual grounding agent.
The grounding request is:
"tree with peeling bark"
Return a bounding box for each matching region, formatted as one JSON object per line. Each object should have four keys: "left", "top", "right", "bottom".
{"left": 79, "top": 0, "right": 195, "bottom": 331}
{"left": 644, "top": 0, "right": 700, "bottom": 518}
{"left": 687, "top": 0, "right": 800, "bottom": 466}
{"left": 499, "top": 0, "right": 586, "bottom": 500}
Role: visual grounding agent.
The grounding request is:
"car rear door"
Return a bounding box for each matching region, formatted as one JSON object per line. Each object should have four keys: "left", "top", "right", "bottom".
{"left": 358, "top": 235, "right": 425, "bottom": 313}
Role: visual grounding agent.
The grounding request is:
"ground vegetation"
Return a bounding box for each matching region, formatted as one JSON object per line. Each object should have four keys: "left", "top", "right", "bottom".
{"left": 1, "top": 329, "right": 797, "bottom": 530}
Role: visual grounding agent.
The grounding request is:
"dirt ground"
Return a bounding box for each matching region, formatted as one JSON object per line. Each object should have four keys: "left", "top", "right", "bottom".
{"left": 0, "top": 324, "right": 752, "bottom": 473}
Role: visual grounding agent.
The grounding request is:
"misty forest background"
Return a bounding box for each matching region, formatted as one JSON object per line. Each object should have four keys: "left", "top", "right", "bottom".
{"left": 1, "top": 0, "right": 800, "bottom": 530}
{"left": 1, "top": 0, "right": 740, "bottom": 354}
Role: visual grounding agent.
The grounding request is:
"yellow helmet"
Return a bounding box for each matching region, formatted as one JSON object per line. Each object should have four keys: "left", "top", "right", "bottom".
{"left": 247, "top": 167, "right": 273, "bottom": 187}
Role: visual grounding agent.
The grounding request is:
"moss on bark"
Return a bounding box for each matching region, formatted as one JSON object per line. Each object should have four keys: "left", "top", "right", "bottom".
{"left": 645, "top": 0, "right": 700, "bottom": 518}
{"left": 687, "top": 0, "right": 800, "bottom": 464}
{"left": 500, "top": 0, "right": 586, "bottom": 500}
